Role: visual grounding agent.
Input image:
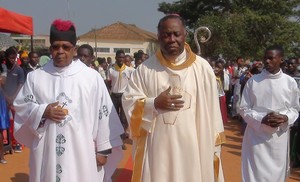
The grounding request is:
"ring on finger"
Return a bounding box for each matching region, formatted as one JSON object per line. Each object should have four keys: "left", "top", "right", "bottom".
{"left": 171, "top": 103, "right": 175, "bottom": 107}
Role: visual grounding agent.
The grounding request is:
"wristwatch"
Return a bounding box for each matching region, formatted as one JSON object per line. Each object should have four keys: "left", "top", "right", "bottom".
{"left": 96, "top": 149, "right": 112, "bottom": 157}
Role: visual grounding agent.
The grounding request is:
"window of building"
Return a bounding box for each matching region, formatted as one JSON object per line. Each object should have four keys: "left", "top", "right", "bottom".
{"left": 100, "top": 48, "right": 110, "bottom": 53}
{"left": 113, "top": 48, "right": 130, "bottom": 53}
{"left": 94, "top": 47, "right": 110, "bottom": 53}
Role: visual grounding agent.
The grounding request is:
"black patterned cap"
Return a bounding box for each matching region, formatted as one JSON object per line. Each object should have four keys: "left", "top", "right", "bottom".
{"left": 50, "top": 19, "right": 77, "bottom": 46}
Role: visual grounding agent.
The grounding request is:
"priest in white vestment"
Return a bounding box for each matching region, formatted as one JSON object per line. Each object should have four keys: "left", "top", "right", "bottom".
{"left": 13, "top": 19, "right": 124, "bottom": 182}
{"left": 122, "top": 14, "right": 225, "bottom": 182}
{"left": 239, "top": 45, "right": 300, "bottom": 182}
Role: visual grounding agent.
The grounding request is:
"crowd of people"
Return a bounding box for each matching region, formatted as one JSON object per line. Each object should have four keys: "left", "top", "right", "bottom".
{"left": 207, "top": 48, "right": 300, "bottom": 181}
{"left": 0, "top": 46, "right": 52, "bottom": 160}
{"left": 0, "top": 14, "right": 299, "bottom": 182}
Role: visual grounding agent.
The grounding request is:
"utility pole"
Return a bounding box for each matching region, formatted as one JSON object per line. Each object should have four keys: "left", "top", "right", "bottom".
{"left": 94, "top": 26, "right": 97, "bottom": 57}
{"left": 67, "top": 0, "right": 70, "bottom": 19}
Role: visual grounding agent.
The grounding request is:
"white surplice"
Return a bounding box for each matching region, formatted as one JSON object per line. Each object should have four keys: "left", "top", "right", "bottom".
{"left": 239, "top": 69, "right": 300, "bottom": 182}
{"left": 122, "top": 48, "right": 225, "bottom": 182}
{"left": 13, "top": 59, "right": 124, "bottom": 182}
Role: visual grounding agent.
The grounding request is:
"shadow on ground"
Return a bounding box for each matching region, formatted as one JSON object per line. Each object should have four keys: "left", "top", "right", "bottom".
{"left": 124, "top": 138, "right": 133, "bottom": 145}
{"left": 10, "top": 173, "right": 29, "bottom": 182}
{"left": 224, "top": 135, "right": 243, "bottom": 144}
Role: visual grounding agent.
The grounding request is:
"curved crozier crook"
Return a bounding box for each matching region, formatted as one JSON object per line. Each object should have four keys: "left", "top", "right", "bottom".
{"left": 193, "top": 26, "right": 212, "bottom": 55}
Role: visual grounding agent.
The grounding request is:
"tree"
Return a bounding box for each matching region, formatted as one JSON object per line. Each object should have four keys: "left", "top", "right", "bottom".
{"left": 158, "top": 0, "right": 300, "bottom": 60}
{"left": 158, "top": 0, "right": 230, "bottom": 28}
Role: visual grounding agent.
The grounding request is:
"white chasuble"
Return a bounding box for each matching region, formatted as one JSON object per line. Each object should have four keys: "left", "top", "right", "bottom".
{"left": 14, "top": 60, "right": 124, "bottom": 182}
{"left": 122, "top": 45, "right": 225, "bottom": 182}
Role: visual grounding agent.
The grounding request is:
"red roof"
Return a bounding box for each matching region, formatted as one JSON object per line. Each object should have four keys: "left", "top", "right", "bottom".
{"left": 79, "top": 22, "right": 157, "bottom": 42}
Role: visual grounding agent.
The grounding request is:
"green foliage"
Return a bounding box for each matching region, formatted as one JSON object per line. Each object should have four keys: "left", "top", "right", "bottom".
{"left": 158, "top": 0, "right": 300, "bottom": 60}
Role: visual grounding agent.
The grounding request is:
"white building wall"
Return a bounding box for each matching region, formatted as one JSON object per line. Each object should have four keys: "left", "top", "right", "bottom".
{"left": 77, "top": 39, "right": 157, "bottom": 59}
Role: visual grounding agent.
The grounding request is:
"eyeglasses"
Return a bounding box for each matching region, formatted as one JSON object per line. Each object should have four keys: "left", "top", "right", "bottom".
{"left": 51, "top": 44, "right": 74, "bottom": 51}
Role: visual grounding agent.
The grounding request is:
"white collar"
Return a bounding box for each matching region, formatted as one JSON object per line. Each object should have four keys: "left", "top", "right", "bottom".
{"left": 42, "top": 59, "right": 85, "bottom": 77}
{"left": 262, "top": 69, "right": 282, "bottom": 79}
{"left": 174, "top": 49, "right": 187, "bottom": 65}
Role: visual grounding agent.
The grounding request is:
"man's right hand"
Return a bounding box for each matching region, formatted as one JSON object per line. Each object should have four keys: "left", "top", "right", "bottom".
{"left": 42, "top": 102, "right": 66, "bottom": 123}
{"left": 154, "top": 87, "right": 184, "bottom": 111}
{"left": 261, "top": 112, "right": 287, "bottom": 128}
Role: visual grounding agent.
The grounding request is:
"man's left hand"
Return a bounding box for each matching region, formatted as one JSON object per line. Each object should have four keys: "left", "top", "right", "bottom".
{"left": 96, "top": 154, "right": 107, "bottom": 166}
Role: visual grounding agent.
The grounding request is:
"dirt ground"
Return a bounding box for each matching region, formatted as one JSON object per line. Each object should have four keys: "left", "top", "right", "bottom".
{"left": 1, "top": 119, "right": 299, "bottom": 182}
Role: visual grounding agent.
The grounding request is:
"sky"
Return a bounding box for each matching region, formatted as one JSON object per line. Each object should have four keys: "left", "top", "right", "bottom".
{"left": 1, "top": 0, "right": 177, "bottom": 36}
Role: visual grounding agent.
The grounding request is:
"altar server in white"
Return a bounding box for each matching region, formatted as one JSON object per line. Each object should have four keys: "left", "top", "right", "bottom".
{"left": 239, "top": 45, "right": 300, "bottom": 182}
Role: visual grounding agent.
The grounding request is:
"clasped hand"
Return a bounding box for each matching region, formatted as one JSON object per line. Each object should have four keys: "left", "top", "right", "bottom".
{"left": 261, "top": 112, "right": 288, "bottom": 128}
{"left": 154, "top": 87, "right": 184, "bottom": 111}
{"left": 42, "top": 102, "right": 67, "bottom": 123}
